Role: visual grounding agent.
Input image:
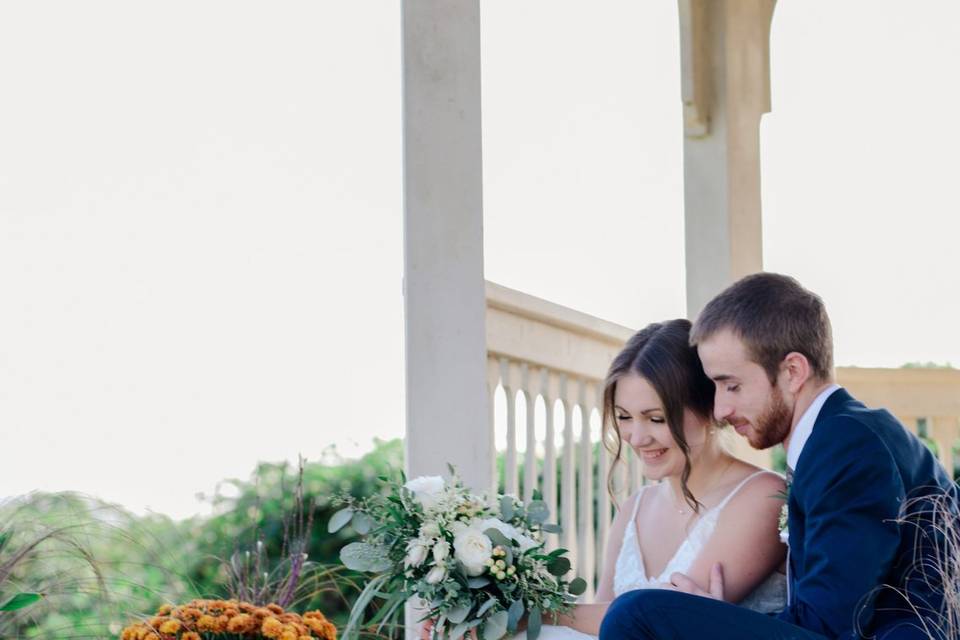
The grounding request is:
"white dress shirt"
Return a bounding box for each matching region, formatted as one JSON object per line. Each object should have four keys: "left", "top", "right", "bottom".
{"left": 786, "top": 383, "right": 842, "bottom": 472}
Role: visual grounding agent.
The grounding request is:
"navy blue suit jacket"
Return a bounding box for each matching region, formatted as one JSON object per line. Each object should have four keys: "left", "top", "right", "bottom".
{"left": 778, "top": 388, "right": 955, "bottom": 639}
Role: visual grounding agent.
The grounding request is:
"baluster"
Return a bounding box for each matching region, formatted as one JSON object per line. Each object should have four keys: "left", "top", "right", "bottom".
{"left": 486, "top": 356, "right": 502, "bottom": 494}
{"left": 500, "top": 357, "right": 518, "bottom": 497}
{"left": 522, "top": 363, "right": 537, "bottom": 503}
{"left": 542, "top": 369, "right": 558, "bottom": 552}
{"left": 559, "top": 374, "right": 576, "bottom": 569}
{"left": 577, "top": 379, "right": 595, "bottom": 599}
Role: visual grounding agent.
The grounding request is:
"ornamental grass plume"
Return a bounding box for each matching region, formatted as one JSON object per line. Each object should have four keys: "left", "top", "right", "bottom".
{"left": 120, "top": 598, "right": 337, "bottom": 640}
{"left": 857, "top": 486, "right": 960, "bottom": 640}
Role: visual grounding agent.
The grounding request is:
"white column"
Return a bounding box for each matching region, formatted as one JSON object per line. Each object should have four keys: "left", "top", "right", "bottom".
{"left": 402, "top": 3, "right": 488, "bottom": 636}
{"left": 402, "top": 0, "right": 491, "bottom": 497}
{"left": 679, "top": 0, "right": 776, "bottom": 319}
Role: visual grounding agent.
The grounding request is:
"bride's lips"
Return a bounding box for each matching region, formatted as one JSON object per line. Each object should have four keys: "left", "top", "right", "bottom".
{"left": 639, "top": 448, "right": 669, "bottom": 463}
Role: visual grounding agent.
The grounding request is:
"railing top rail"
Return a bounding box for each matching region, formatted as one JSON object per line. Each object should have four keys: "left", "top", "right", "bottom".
{"left": 486, "top": 281, "right": 635, "bottom": 346}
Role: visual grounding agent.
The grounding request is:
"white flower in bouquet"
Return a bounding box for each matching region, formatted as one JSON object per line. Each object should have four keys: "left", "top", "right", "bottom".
{"left": 432, "top": 539, "right": 450, "bottom": 562}
{"left": 425, "top": 564, "right": 448, "bottom": 585}
{"left": 778, "top": 503, "right": 789, "bottom": 545}
{"left": 420, "top": 521, "right": 441, "bottom": 539}
{"left": 404, "top": 539, "right": 430, "bottom": 568}
{"left": 453, "top": 525, "right": 494, "bottom": 576}
{"left": 405, "top": 475, "right": 446, "bottom": 510}
{"left": 477, "top": 517, "right": 539, "bottom": 553}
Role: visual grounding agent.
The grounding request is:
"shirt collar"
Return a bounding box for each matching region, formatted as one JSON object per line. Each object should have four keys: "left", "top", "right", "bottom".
{"left": 786, "top": 383, "right": 842, "bottom": 470}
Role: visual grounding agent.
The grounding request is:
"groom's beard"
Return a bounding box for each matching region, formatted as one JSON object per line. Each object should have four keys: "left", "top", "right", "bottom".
{"left": 749, "top": 385, "right": 793, "bottom": 450}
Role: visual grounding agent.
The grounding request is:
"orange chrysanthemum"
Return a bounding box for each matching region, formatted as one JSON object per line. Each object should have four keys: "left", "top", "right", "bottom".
{"left": 120, "top": 599, "right": 336, "bottom": 640}
{"left": 227, "top": 613, "right": 257, "bottom": 634}
{"left": 262, "top": 616, "right": 285, "bottom": 639}
{"left": 158, "top": 619, "right": 181, "bottom": 635}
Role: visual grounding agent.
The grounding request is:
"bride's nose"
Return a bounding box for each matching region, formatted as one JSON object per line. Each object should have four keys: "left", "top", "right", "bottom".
{"left": 626, "top": 424, "right": 654, "bottom": 449}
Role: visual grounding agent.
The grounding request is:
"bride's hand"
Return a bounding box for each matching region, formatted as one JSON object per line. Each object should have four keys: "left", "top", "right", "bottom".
{"left": 668, "top": 562, "right": 725, "bottom": 601}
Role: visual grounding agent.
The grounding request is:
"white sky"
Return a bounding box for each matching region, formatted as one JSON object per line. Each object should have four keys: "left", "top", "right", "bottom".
{"left": 1, "top": 2, "right": 958, "bottom": 519}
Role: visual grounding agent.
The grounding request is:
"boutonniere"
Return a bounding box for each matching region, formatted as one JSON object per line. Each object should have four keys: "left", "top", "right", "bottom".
{"left": 776, "top": 477, "right": 791, "bottom": 545}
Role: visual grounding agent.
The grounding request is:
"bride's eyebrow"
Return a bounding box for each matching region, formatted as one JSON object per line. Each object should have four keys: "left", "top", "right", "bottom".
{"left": 614, "top": 405, "right": 662, "bottom": 415}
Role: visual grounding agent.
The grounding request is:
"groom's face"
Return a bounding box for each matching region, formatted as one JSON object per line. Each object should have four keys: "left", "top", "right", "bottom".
{"left": 697, "top": 329, "right": 793, "bottom": 450}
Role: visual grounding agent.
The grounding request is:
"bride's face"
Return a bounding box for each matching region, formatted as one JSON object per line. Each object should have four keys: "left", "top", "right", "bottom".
{"left": 613, "top": 373, "right": 708, "bottom": 482}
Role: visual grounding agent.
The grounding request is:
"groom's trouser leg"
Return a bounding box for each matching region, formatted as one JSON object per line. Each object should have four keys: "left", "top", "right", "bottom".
{"left": 598, "top": 590, "right": 827, "bottom": 640}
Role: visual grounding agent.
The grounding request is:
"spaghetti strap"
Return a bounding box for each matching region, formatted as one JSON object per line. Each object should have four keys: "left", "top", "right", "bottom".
{"left": 629, "top": 485, "right": 648, "bottom": 520}
{"left": 713, "top": 469, "right": 777, "bottom": 512}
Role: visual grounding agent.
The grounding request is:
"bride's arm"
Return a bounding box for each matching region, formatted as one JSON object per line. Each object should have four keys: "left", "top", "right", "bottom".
{"left": 680, "top": 472, "right": 787, "bottom": 604}
{"left": 548, "top": 492, "right": 638, "bottom": 635}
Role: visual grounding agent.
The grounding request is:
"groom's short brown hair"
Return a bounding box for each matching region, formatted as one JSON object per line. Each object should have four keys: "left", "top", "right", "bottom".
{"left": 690, "top": 272, "right": 834, "bottom": 383}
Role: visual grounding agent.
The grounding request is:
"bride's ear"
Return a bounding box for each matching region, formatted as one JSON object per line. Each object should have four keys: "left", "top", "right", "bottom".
{"left": 780, "top": 352, "right": 812, "bottom": 394}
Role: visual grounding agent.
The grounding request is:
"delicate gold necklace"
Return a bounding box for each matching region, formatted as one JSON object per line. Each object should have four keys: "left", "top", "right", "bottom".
{"left": 675, "top": 457, "right": 735, "bottom": 516}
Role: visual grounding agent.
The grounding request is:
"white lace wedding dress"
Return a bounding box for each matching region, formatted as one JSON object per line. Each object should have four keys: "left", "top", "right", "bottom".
{"left": 514, "top": 470, "right": 787, "bottom": 640}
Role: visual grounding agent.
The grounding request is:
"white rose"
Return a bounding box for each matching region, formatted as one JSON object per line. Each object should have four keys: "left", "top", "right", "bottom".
{"left": 404, "top": 540, "right": 429, "bottom": 568}
{"left": 453, "top": 526, "right": 493, "bottom": 576}
{"left": 425, "top": 564, "right": 448, "bottom": 584}
{"left": 420, "top": 521, "right": 441, "bottom": 539}
{"left": 404, "top": 476, "right": 446, "bottom": 510}
{"left": 476, "top": 517, "right": 538, "bottom": 553}
{"left": 432, "top": 540, "right": 450, "bottom": 562}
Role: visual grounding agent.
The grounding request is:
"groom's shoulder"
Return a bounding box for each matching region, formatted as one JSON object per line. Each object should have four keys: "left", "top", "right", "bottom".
{"left": 804, "top": 393, "right": 928, "bottom": 474}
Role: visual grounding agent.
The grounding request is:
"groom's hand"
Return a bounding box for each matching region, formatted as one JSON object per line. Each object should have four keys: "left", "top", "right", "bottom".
{"left": 668, "top": 563, "right": 725, "bottom": 601}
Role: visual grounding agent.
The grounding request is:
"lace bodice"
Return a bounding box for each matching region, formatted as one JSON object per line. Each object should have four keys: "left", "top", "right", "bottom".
{"left": 613, "top": 470, "right": 787, "bottom": 614}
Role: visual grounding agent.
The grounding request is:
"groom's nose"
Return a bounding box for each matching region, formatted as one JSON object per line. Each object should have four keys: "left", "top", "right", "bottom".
{"left": 714, "top": 398, "right": 734, "bottom": 423}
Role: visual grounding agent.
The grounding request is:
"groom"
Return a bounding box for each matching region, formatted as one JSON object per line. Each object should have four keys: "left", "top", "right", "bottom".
{"left": 599, "top": 273, "right": 956, "bottom": 640}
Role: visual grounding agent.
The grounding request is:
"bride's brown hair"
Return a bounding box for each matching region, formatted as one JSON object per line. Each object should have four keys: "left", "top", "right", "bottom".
{"left": 602, "top": 319, "right": 716, "bottom": 512}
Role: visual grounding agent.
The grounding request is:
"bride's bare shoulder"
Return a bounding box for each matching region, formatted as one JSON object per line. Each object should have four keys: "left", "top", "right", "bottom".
{"left": 723, "top": 468, "right": 786, "bottom": 517}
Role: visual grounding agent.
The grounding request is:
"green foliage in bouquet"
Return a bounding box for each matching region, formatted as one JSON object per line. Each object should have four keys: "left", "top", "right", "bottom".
{"left": 333, "top": 468, "right": 586, "bottom": 640}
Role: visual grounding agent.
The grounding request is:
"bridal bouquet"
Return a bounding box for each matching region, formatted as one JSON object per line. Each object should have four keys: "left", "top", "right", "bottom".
{"left": 332, "top": 470, "right": 586, "bottom": 640}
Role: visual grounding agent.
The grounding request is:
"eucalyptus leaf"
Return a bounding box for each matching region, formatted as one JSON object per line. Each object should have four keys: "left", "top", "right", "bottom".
{"left": 447, "top": 603, "right": 471, "bottom": 624}
{"left": 541, "top": 523, "right": 562, "bottom": 534}
{"left": 468, "top": 577, "right": 491, "bottom": 588}
{"left": 351, "top": 511, "right": 374, "bottom": 535}
{"left": 0, "top": 592, "right": 43, "bottom": 612}
{"left": 483, "top": 610, "right": 508, "bottom": 640}
{"left": 527, "top": 607, "right": 542, "bottom": 640}
{"left": 339, "top": 541, "right": 392, "bottom": 572}
{"left": 476, "top": 597, "right": 498, "bottom": 617}
{"left": 507, "top": 599, "right": 525, "bottom": 632}
{"left": 484, "top": 528, "right": 511, "bottom": 549}
{"left": 328, "top": 508, "right": 354, "bottom": 533}
{"left": 568, "top": 577, "right": 587, "bottom": 596}
{"left": 548, "top": 556, "right": 571, "bottom": 576}
{"left": 451, "top": 619, "right": 480, "bottom": 640}
{"left": 526, "top": 500, "right": 550, "bottom": 525}
{"left": 500, "top": 495, "right": 515, "bottom": 521}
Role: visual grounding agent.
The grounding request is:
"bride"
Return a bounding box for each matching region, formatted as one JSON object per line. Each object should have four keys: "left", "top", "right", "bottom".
{"left": 516, "top": 319, "right": 787, "bottom": 639}
{"left": 423, "top": 319, "right": 787, "bottom": 640}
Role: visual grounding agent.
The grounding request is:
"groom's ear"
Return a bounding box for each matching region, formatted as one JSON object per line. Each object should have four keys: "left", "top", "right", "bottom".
{"left": 780, "top": 352, "right": 812, "bottom": 394}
